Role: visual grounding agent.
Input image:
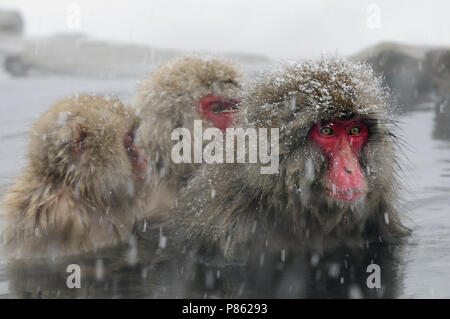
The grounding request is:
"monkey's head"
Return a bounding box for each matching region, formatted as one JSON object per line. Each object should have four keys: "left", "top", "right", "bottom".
{"left": 308, "top": 117, "right": 369, "bottom": 202}
{"left": 28, "top": 95, "right": 148, "bottom": 206}
{"left": 132, "top": 55, "right": 244, "bottom": 187}
{"left": 246, "top": 57, "right": 401, "bottom": 227}
{"left": 133, "top": 55, "right": 243, "bottom": 132}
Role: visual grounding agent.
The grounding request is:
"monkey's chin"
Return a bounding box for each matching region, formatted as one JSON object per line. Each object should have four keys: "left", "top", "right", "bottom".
{"left": 326, "top": 189, "right": 366, "bottom": 204}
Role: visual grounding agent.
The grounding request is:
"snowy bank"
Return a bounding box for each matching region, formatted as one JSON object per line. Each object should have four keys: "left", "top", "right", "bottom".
{"left": 352, "top": 42, "right": 450, "bottom": 110}
{"left": 0, "top": 33, "right": 271, "bottom": 79}
{"left": 0, "top": 9, "right": 23, "bottom": 36}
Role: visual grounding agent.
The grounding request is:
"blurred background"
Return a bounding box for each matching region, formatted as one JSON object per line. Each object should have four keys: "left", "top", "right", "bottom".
{"left": 0, "top": 0, "right": 450, "bottom": 298}
{"left": 1, "top": 0, "right": 450, "bottom": 107}
{"left": 2, "top": 0, "right": 450, "bottom": 59}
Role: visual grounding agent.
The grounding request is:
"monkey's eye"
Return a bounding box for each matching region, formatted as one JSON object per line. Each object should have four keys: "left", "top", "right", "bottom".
{"left": 349, "top": 126, "right": 361, "bottom": 136}
{"left": 124, "top": 131, "right": 135, "bottom": 145}
{"left": 320, "top": 127, "right": 334, "bottom": 136}
{"left": 223, "top": 79, "right": 236, "bottom": 85}
{"left": 212, "top": 102, "right": 226, "bottom": 113}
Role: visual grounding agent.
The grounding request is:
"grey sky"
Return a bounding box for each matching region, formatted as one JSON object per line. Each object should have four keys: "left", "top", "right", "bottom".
{"left": 1, "top": 0, "right": 449, "bottom": 59}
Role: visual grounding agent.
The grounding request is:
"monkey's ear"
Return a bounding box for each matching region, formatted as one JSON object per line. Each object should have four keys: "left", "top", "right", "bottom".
{"left": 72, "top": 124, "right": 88, "bottom": 155}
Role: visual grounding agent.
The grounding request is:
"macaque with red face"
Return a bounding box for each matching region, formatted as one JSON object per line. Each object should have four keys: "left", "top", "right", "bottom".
{"left": 170, "top": 57, "right": 409, "bottom": 260}
{"left": 310, "top": 119, "right": 369, "bottom": 202}
{"left": 1, "top": 95, "right": 147, "bottom": 258}
{"left": 132, "top": 55, "right": 243, "bottom": 221}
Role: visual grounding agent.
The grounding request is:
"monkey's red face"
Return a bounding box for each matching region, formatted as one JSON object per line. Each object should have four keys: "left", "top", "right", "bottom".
{"left": 310, "top": 119, "right": 369, "bottom": 202}
{"left": 124, "top": 131, "right": 148, "bottom": 181}
{"left": 199, "top": 94, "right": 238, "bottom": 131}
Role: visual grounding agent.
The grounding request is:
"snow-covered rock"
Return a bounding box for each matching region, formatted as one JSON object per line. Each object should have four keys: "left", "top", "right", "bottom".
{"left": 351, "top": 42, "right": 435, "bottom": 110}
{"left": 0, "top": 9, "right": 23, "bottom": 36}
{"left": 426, "top": 49, "right": 450, "bottom": 97}
{"left": 1, "top": 33, "right": 271, "bottom": 79}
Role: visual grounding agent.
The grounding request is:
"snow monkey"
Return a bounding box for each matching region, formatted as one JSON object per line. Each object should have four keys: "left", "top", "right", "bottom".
{"left": 132, "top": 55, "right": 244, "bottom": 220}
{"left": 1, "top": 95, "right": 148, "bottom": 258}
{"left": 171, "top": 57, "right": 409, "bottom": 260}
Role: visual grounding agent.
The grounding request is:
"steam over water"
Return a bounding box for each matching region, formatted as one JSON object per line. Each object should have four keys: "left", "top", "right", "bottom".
{"left": 0, "top": 77, "right": 449, "bottom": 298}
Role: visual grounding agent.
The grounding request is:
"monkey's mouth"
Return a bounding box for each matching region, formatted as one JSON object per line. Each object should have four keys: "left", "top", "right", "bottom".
{"left": 326, "top": 188, "right": 366, "bottom": 202}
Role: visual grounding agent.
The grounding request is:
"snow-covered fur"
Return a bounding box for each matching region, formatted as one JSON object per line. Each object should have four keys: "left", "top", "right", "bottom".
{"left": 1, "top": 95, "right": 141, "bottom": 258}
{"left": 173, "top": 57, "right": 408, "bottom": 259}
{"left": 133, "top": 55, "right": 244, "bottom": 219}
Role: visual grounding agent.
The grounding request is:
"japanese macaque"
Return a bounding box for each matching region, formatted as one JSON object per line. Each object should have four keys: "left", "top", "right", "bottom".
{"left": 132, "top": 55, "right": 243, "bottom": 220}
{"left": 1, "top": 95, "right": 148, "bottom": 258}
{"left": 171, "top": 57, "right": 409, "bottom": 260}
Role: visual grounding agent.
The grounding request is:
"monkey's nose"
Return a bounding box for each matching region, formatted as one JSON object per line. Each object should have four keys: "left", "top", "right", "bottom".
{"left": 344, "top": 167, "right": 352, "bottom": 174}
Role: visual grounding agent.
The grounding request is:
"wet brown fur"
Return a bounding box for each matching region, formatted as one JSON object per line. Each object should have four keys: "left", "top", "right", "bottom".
{"left": 173, "top": 57, "right": 409, "bottom": 260}
{"left": 133, "top": 55, "right": 244, "bottom": 220}
{"left": 1, "top": 95, "right": 142, "bottom": 258}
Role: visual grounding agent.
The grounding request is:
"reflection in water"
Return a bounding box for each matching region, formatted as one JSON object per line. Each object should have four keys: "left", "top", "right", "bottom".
{"left": 200, "top": 242, "right": 403, "bottom": 298}
{"left": 2, "top": 236, "right": 403, "bottom": 299}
